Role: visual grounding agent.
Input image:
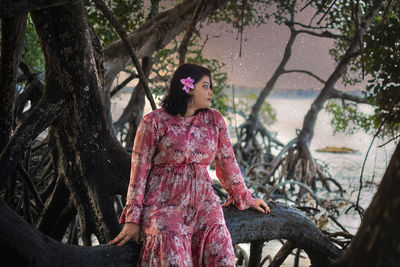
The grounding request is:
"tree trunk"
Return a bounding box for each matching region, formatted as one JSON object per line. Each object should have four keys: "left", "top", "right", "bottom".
{"left": 297, "top": 0, "right": 384, "bottom": 151}
{"left": 332, "top": 142, "right": 400, "bottom": 267}
{"left": 0, "top": 14, "right": 27, "bottom": 152}
{"left": 0, "top": 0, "right": 232, "bottom": 245}
{"left": 244, "top": 26, "right": 297, "bottom": 152}
{"left": 0, "top": 199, "right": 140, "bottom": 267}
{"left": 30, "top": 0, "right": 131, "bottom": 243}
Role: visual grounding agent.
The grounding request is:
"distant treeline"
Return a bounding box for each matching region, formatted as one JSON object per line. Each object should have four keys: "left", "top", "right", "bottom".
{"left": 118, "top": 86, "right": 363, "bottom": 99}
{"left": 227, "top": 86, "right": 363, "bottom": 99}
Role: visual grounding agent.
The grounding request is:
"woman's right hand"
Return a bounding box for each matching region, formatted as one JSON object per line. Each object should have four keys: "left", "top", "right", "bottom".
{"left": 109, "top": 222, "right": 140, "bottom": 246}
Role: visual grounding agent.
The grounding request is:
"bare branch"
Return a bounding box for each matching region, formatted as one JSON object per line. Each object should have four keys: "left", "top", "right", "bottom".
{"left": 149, "top": 75, "right": 170, "bottom": 84}
{"left": 284, "top": 69, "right": 326, "bottom": 84}
{"left": 290, "top": 21, "right": 331, "bottom": 30}
{"left": 329, "top": 88, "right": 370, "bottom": 104}
{"left": 296, "top": 29, "right": 343, "bottom": 39}
{"left": 110, "top": 73, "right": 137, "bottom": 97}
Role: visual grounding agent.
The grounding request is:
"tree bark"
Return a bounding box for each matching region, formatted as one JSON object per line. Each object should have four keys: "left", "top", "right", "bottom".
{"left": 0, "top": 14, "right": 27, "bottom": 152}
{"left": 29, "top": 0, "right": 131, "bottom": 243}
{"left": 0, "top": 198, "right": 338, "bottom": 266}
{"left": 0, "top": 0, "right": 76, "bottom": 18}
{"left": 0, "top": 199, "right": 140, "bottom": 267}
{"left": 225, "top": 202, "right": 341, "bottom": 266}
{"left": 332, "top": 142, "right": 400, "bottom": 267}
{"left": 35, "top": 175, "right": 75, "bottom": 240}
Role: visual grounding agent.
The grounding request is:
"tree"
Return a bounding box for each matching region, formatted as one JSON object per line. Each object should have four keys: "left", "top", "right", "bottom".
{"left": 0, "top": 0, "right": 398, "bottom": 266}
{"left": 327, "top": 5, "right": 400, "bottom": 138}
{"left": 0, "top": 0, "right": 233, "bottom": 245}
{"left": 240, "top": 0, "right": 384, "bottom": 210}
{"left": 332, "top": 136, "right": 400, "bottom": 267}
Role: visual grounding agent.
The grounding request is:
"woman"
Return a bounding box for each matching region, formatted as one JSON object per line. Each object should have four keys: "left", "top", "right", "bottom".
{"left": 110, "top": 63, "right": 270, "bottom": 266}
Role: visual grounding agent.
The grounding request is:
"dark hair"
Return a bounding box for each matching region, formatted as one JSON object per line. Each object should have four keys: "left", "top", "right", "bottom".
{"left": 161, "top": 63, "right": 213, "bottom": 116}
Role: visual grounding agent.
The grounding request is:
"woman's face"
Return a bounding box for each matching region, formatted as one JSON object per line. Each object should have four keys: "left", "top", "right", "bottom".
{"left": 189, "top": 75, "right": 212, "bottom": 109}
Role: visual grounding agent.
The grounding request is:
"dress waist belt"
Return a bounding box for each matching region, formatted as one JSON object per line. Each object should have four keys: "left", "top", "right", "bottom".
{"left": 153, "top": 163, "right": 211, "bottom": 182}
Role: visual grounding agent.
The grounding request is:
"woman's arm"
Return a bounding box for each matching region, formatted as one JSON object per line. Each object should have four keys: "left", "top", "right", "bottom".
{"left": 213, "top": 110, "right": 256, "bottom": 209}
{"left": 213, "top": 110, "right": 270, "bottom": 213}
{"left": 119, "top": 113, "right": 159, "bottom": 224}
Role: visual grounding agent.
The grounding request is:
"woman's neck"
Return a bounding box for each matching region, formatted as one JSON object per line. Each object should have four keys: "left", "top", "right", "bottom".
{"left": 183, "top": 106, "right": 196, "bottom": 117}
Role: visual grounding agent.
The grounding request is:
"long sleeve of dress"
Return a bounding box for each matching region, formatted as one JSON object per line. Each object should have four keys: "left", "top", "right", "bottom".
{"left": 119, "top": 113, "right": 158, "bottom": 224}
{"left": 213, "top": 110, "right": 256, "bottom": 210}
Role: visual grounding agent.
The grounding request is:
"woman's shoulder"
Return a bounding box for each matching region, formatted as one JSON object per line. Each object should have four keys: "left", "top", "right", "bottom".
{"left": 207, "top": 108, "right": 225, "bottom": 122}
{"left": 141, "top": 108, "right": 166, "bottom": 123}
{"left": 142, "top": 107, "right": 224, "bottom": 124}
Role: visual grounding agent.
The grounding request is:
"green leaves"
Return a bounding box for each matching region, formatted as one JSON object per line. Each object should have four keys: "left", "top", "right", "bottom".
{"left": 22, "top": 14, "right": 44, "bottom": 72}
{"left": 228, "top": 91, "right": 276, "bottom": 126}
{"left": 85, "top": 0, "right": 146, "bottom": 46}
{"left": 327, "top": 3, "right": 400, "bottom": 138}
{"left": 325, "top": 100, "right": 374, "bottom": 135}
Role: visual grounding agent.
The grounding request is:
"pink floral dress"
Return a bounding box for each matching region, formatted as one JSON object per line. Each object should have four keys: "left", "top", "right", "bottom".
{"left": 119, "top": 107, "right": 256, "bottom": 266}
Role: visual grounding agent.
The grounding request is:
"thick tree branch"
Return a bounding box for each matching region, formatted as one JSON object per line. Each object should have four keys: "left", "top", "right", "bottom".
{"left": 1, "top": 198, "right": 339, "bottom": 266}
{"left": 178, "top": 0, "right": 204, "bottom": 65}
{"left": 0, "top": 0, "right": 78, "bottom": 18}
{"left": 329, "top": 88, "right": 370, "bottom": 104}
{"left": 0, "top": 199, "right": 140, "bottom": 266}
{"left": 225, "top": 202, "right": 341, "bottom": 266}
{"left": 102, "top": 0, "right": 229, "bottom": 83}
{"left": 284, "top": 69, "right": 326, "bottom": 84}
{"left": 333, "top": 142, "right": 400, "bottom": 266}
{"left": 296, "top": 29, "right": 344, "bottom": 39}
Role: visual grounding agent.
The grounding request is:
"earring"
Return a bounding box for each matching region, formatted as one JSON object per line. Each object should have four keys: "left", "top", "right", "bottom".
{"left": 191, "top": 98, "right": 194, "bottom": 105}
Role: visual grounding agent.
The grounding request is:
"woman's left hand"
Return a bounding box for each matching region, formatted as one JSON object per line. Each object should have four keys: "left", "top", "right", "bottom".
{"left": 251, "top": 198, "right": 271, "bottom": 214}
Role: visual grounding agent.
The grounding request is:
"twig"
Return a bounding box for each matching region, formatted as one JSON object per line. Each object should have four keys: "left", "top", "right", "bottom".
{"left": 110, "top": 73, "right": 137, "bottom": 97}
{"left": 327, "top": 214, "right": 349, "bottom": 233}
{"left": 238, "top": 0, "right": 246, "bottom": 58}
{"left": 378, "top": 134, "right": 400, "bottom": 148}
{"left": 351, "top": 0, "right": 365, "bottom": 79}
{"left": 316, "top": 0, "right": 338, "bottom": 25}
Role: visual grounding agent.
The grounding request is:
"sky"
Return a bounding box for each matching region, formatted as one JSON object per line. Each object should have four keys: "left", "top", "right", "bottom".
{"left": 198, "top": 5, "right": 366, "bottom": 91}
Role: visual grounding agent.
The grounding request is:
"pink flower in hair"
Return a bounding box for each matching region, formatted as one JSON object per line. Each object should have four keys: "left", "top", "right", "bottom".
{"left": 180, "top": 76, "right": 195, "bottom": 93}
